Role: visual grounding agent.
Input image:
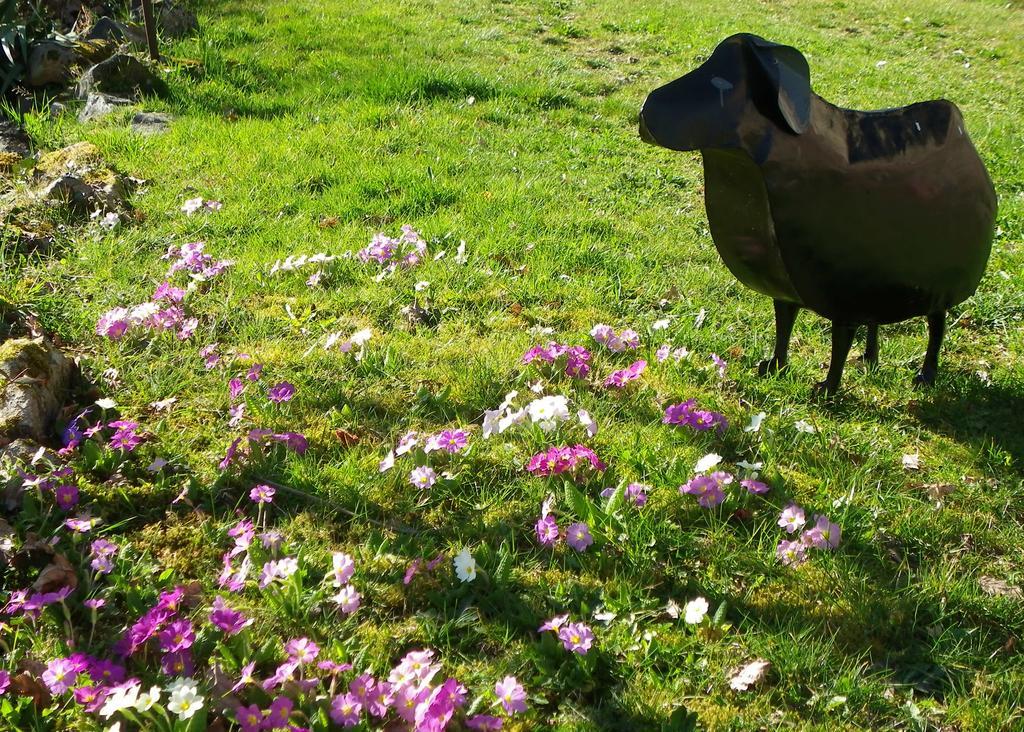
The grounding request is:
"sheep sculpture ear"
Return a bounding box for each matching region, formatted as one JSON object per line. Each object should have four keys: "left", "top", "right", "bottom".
{"left": 747, "top": 37, "right": 812, "bottom": 134}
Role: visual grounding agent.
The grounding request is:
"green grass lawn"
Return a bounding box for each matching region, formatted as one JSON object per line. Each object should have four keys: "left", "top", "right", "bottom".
{"left": 3, "top": 0, "right": 1024, "bottom": 729}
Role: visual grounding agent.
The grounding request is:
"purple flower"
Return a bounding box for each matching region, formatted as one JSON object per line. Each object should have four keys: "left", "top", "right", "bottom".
{"left": 426, "top": 428, "right": 469, "bottom": 453}
{"left": 625, "top": 482, "right": 648, "bottom": 506}
{"left": 209, "top": 596, "right": 250, "bottom": 635}
{"left": 0, "top": 670, "right": 11, "bottom": 695}
{"left": 266, "top": 696, "right": 294, "bottom": 728}
{"left": 565, "top": 522, "right": 593, "bottom": 551}
{"left": 776, "top": 539, "right": 807, "bottom": 567}
{"left": 662, "top": 400, "right": 728, "bottom": 432}
{"left": 84, "top": 598, "right": 106, "bottom": 610}
{"left": 711, "top": 353, "right": 727, "bottom": 378}
{"left": 249, "top": 483, "right": 275, "bottom": 504}
{"left": 467, "top": 715, "right": 505, "bottom": 730}
{"left": 246, "top": 363, "right": 263, "bottom": 381}
{"left": 54, "top": 484, "right": 79, "bottom": 511}
{"left": 89, "top": 538, "right": 118, "bottom": 574}
{"left": 229, "top": 378, "right": 244, "bottom": 400}
{"left": 330, "top": 692, "right": 362, "bottom": 727}
{"left": 349, "top": 673, "right": 375, "bottom": 701}
{"left": 535, "top": 514, "right": 559, "bottom": 546}
{"left": 161, "top": 649, "right": 193, "bottom": 676}
{"left": 235, "top": 703, "right": 264, "bottom": 732}
{"left": 268, "top": 381, "right": 296, "bottom": 403}
{"left": 494, "top": 676, "right": 527, "bottom": 714}
{"left": 558, "top": 622, "right": 594, "bottom": 654}
{"left": 741, "top": 478, "right": 770, "bottom": 495}
{"left": 108, "top": 420, "right": 142, "bottom": 452}
{"left": 526, "top": 445, "right": 606, "bottom": 479}
{"left": 409, "top": 465, "right": 437, "bottom": 490}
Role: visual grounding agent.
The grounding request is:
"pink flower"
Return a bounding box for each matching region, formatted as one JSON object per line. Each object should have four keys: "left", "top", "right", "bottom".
{"left": 285, "top": 637, "right": 320, "bottom": 664}
{"left": 467, "top": 715, "right": 505, "bottom": 730}
{"left": 535, "top": 514, "right": 559, "bottom": 546}
{"left": 409, "top": 465, "right": 437, "bottom": 490}
{"left": 565, "top": 522, "right": 593, "bottom": 551}
{"left": 494, "top": 676, "right": 527, "bottom": 714}
{"left": 711, "top": 353, "right": 727, "bottom": 378}
{"left": 741, "top": 478, "right": 770, "bottom": 494}
{"left": 558, "top": 622, "right": 594, "bottom": 654}
{"left": 776, "top": 539, "right": 807, "bottom": 566}
{"left": 802, "top": 514, "right": 841, "bottom": 549}
{"left": 625, "top": 483, "right": 648, "bottom": 506}
{"left": 330, "top": 692, "right": 362, "bottom": 727}
{"left": 249, "top": 483, "right": 275, "bottom": 503}
{"left": 778, "top": 503, "right": 806, "bottom": 533}
{"left": 235, "top": 703, "right": 263, "bottom": 732}
{"left": 603, "top": 360, "right": 647, "bottom": 388}
{"left": 96, "top": 307, "right": 130, "bottom": 340}
{"left": 538, "top": 614, "right": 569, "bottom": 634}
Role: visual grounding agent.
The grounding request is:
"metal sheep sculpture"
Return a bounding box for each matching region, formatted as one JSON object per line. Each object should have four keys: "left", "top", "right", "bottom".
{"left": 639, "top": 33, "right": 997, "bottom": 396}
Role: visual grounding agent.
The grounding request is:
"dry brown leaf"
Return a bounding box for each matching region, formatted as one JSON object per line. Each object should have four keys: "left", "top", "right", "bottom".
{"left": 979, "top": 576, "right": 1022, "bottom": 600}
{"left": 921, "top": 483, "right": 955, "bottom": 502}
{"left": 11, "top": 672, "right": 51, "bottom": 708}
{"left": 335, "top": 429, "right": 360, "bottom": 448}
{"left": 32, "top": 552, "right": 77, "bottom": 594}
{"left": 729, "top": 659, "right": 771, "bottom": 691}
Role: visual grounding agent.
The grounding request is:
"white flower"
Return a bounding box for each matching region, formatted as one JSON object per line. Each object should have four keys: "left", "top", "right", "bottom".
{"left": 99, "top": 212, "right": 120, "bottom": 230}
{"left": 106, "top": 723, "right": 122, "bottom": 732}
{"left": 455, "top": 240, "right": 468, "bottom": 264}
{"left": 694, "top": 453, "right": 722, "bottom": 474}
{"left": 794, "top": 419, "right": 816, "bottom": 434}
{"left": 99, "top": 683, "right": 141, "bottom": 719}
{"left": 901, "top": 453, "right": 921, "bottom": 470}
{"left": 95, "top": 397, "right": 117, "bottom": 410}
{"left": 577, "top": 409, "right": 597, "bottom": 437}
{"left": 453, "top": 548, "right": 476, "bottom": 583}
{"left": 744, "top": 412, "right": 766, "bottom": 433}
{"left": 134, "top": 685, "right": 161, "bottom": 712}
{"left": 415, "top": 281, "right": 430, "bottom": 291}
{"left": 652, "top": 318, "right": 671, "bottom": 331}
{"left": 167, "top": 684, "right": 204, "bottom": 719}
{"left": 683, "top": 597, "right": 709, "bottom": 625}
{"left": 736, "top": 460, "right": 763, "bottom": 472}
{"left": 526, "top": 395, "right": 570, "bottom": 431}
{"left": 181, "top": 197, "right": 204, "bottom": 215}
{"left": 165, "top": 678, "right": 196, "bottom": 696}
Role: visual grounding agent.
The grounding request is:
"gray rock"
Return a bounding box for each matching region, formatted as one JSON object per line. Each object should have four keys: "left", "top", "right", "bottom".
{"left": 25, "top": 40, "right": 79, "bottom": 88}
{"left": 49, "top": 101, "right": 67, "bottom": 118}
{"left": 76, "top": 53, "right": 165, "bottom": 100}
{"left": 0, "top": 120, "right": 31, "bottom": 157}
{"left": 1, "top": 438, "right": 58, "bottom": 511}
{"left": 41, "top": 175, "right": 95, "bottom": 213}
{"left": 78, "top": 92, "right": 132, "bottom": 123}
{"left": 0, "top": 338, "right": 75, "bottom": 443}
{"left": 131, "top": 111, "right": 173, "bottom": 135}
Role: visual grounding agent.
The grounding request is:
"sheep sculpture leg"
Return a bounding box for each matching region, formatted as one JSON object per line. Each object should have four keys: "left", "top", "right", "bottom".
{"left": 759, "top": 300, "right": 800, "bottom": 376}
{"left": 814, "top": 323, "right": 857, "bottom": 397}
{"left": 915, "top": 311, "right": 946, "bottom": 386}
{"left": 863, "top": 324, "right": 879, "bottom": 367}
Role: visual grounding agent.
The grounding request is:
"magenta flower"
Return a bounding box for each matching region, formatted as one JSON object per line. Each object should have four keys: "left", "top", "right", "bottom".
{"left": 161, "top": 649, "right": 193, "bottom": 676}
{"left": 409, "top": 465, "right": 437, "bottom": 490}
{"left": 89, "top": 538, "right": 118, "bottom": 574}
{"left": 558, "top": 622, "right": 595, "bottom": 654}
{"left": 330, "top": 692, "right": 363, "bottom": 727}
{"left": 776, "top": 539, "right": 807, "bottom": 566}
{"left": 209, "top": 596, "right": 250, "bottom": 634}
{"left": 603, "top": 359, "right": 647, "bottom": 388}
{"left": 268, "top": 381, "right": 296, "bottom": 403}
{"left": 526, "top": 445, "right": 606, "bottom": 479}
{"left": 108, "top": 420, "right": 142, "bottom": 451}
{"left": 153, "top": 281, "right": 186, "bottom": 303}
{"left": 778, "top": 503, "right": 806, "bottom": 533}
{"left": 229, "top": 378, "right": 244, "bottom": 400}
{"left": 535, "top": 514, "right": 559, "bottom": 546}
{"left": 84, "top": 598, "right": 106, "bottom": 610}
{"left": 662, "top": 400, "right": 728, "bottom": 432}
{"left": 246, "top": 363, "right": 263, "bottom": 381}
{"left": 467, "top": 715, "right": 505, "bottom": 730}
{"left": 680, "top": 475, "right": 726, "bottom": 508}
{"left": 96, "top": 307, "right": 130, "bottom": 340}
{"left": 494, "top": 676, "right": 527, "bottom": 714}
{"left": 159, "top": 619, "right": 195, "bottom": 652}
{"left": 249, "top": 483, "right": 275, "bottom": 504}
{"left": 426, "top": 428, "right": 469, "bottom": 453}
{"left": 539, "top": 614, "right": 570, "bottom": 634}
{"left": 565, "top": 522, "right": 593, "bottom": 551}
{"left": 522, "top": 342, "right": 592, "bottom": 379}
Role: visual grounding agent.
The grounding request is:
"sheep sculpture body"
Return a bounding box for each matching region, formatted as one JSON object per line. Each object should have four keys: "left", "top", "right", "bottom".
{"left": 639, "top": 33, "right": 997, "bottom": 395}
